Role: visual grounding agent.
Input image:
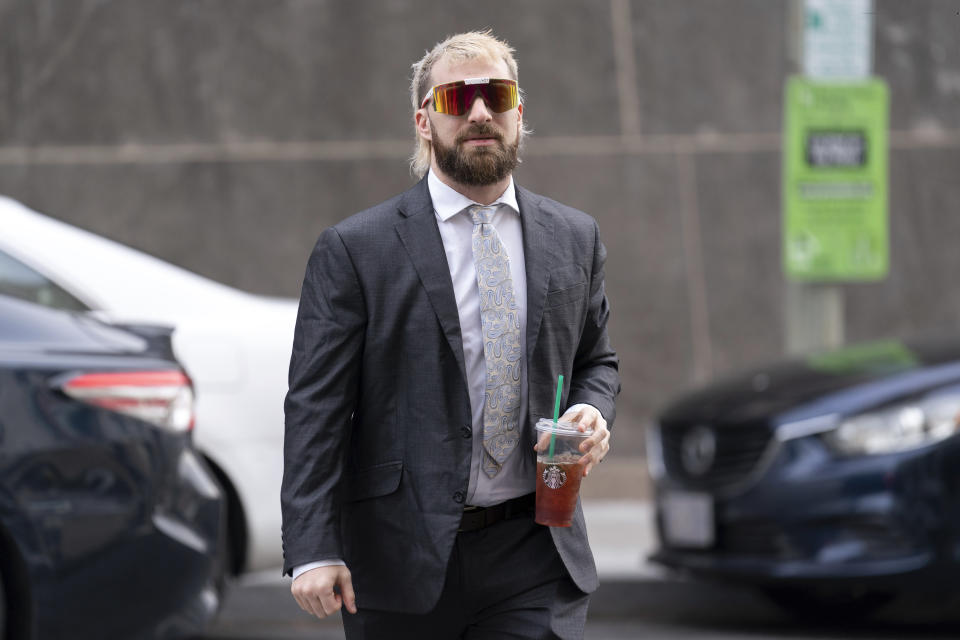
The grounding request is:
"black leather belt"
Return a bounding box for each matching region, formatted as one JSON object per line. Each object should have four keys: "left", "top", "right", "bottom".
{"left": 458, "top": 493, "right": 536, "bottom": 532}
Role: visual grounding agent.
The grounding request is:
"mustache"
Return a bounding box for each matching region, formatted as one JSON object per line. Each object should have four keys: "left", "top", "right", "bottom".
{"left": 455, "top": 124, "right": 505, "bottom": 145}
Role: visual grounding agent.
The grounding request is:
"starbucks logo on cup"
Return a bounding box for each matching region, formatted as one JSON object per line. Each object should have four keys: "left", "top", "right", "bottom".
{"left": 542, "top": 465, "right": 567, "bottom": 489}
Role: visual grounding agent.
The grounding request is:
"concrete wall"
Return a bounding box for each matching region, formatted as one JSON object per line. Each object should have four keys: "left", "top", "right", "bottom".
{"left": 2, "top": 0, "right": 959, "bottom": 454}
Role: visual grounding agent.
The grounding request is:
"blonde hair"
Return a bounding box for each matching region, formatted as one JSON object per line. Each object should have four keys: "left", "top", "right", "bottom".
{"left": 409, "top": 30, "right": 530, "bottom": 178}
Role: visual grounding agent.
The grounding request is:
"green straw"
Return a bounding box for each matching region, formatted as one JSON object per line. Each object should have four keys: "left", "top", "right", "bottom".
{"left": 549, "top": 374, "right": 564, "bottom": 460}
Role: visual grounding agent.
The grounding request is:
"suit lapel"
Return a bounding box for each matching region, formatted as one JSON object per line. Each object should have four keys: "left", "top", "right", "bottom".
{"left": 395, "top": 179, "right": 469, "bottom": 384}
{"left": 517, "top": 186, "right": 554, "bottom": 365}
{"left": 393, "top": 179, "right": 553, "bottom": 389}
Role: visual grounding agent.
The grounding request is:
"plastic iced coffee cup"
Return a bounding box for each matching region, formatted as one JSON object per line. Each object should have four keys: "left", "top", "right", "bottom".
{"left": 534, "top": 418, "right": 593, "bottom": 527}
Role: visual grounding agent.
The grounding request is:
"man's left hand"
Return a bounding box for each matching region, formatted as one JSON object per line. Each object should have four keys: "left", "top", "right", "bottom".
{"left": 561, "top": 405, "right": 610, "bottom": 477}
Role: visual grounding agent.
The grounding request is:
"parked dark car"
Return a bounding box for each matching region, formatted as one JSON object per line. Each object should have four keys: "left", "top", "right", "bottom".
{"left": 0, "top": 294, "right": 225, "bottom": 639}
{"left": 648, "top": 339, "right": 960, "bottom": 617}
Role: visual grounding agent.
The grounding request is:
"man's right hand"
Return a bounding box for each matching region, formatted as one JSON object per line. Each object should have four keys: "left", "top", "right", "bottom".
{"left": 291, "top": 565, "right": 358, "bottom": 618}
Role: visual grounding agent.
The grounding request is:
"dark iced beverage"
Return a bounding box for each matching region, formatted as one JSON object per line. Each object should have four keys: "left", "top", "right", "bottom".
{"left": 535, "top": 457, "right": 585, "bottom": 527}
{"left": 534, "top": 419, "right": 592, "bottom": 527}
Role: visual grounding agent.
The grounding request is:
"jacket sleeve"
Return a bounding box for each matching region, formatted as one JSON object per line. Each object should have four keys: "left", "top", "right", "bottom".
{"left": 567, "top": 220, "right": 621, "bottom": 426}
{"left": 281, "top": 227, "right": 366, "bottom": 576}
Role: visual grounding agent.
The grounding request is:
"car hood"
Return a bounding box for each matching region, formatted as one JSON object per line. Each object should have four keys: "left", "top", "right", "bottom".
{"left": 658, "top": 337, "right": 960, "bottom": 427}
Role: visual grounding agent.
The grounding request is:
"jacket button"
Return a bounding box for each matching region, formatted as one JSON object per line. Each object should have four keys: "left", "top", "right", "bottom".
{"left": 453, "top": 491, "right": 465, "bottom": 504}
{"left": 461, "top": 425, "right": 472, "bottom": 438}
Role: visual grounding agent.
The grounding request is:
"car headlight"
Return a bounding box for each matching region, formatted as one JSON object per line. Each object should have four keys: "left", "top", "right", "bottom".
{"left": 823, "top": 391, "right": 960, "bottom": 455}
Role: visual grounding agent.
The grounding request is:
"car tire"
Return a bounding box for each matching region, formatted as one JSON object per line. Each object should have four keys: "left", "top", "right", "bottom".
{"left": 761, "top": 586, "right": 896, "bottom": 621}
{"left": 0, "top": 564, "right": 5, "bottom": 639}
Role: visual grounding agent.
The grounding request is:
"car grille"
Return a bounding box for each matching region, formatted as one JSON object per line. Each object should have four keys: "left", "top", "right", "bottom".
{"left": 660, "top": 420, "right": 773, "bottom": 493}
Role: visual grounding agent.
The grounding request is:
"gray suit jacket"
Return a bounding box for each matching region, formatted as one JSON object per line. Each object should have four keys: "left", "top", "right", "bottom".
{"left": 281, "top": 176, "right": 620, "bottom": 613}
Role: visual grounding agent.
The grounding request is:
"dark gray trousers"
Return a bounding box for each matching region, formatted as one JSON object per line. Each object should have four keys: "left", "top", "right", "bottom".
{"left": 341, "top": 515, "right": 590, "bottom": 639}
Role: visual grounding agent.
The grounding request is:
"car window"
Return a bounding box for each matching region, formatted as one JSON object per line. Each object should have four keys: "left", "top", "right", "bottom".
{"left": 0, "top": 248, "right": 90, "bottom": 311}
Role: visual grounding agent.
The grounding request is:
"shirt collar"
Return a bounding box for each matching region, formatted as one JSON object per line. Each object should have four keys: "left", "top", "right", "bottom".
{"left": 427, "top": 169, "right": 519, "bottom": 222}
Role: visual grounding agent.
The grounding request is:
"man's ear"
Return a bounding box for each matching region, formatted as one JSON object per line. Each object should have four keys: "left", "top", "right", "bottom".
{"left": 516, "top": 102, "right": 523, "bottom": 133}
{"left": 415, "top": 109, "right": 433, "bottom": 142}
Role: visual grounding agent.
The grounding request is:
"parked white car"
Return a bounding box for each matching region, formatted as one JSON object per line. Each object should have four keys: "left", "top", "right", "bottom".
{"left": 0, "top": 195, "right": 297, "bottom": 575}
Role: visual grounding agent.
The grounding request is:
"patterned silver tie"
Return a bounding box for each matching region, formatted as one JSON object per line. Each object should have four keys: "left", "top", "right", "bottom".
{"left": 469, "top": 204, "right": 523, "bottom": 478}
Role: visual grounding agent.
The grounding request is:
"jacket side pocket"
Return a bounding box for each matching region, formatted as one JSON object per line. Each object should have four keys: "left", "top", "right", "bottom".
{"left": 345, "top": 461, "right": 403, "bottom": 502}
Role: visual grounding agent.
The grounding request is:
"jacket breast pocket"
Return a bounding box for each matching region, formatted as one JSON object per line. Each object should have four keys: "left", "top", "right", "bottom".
{"left": 544, "top": 266, "right": 587, "bottom": 309}
{"left": 344, "top": 461, "right": 403, "bottom": 502}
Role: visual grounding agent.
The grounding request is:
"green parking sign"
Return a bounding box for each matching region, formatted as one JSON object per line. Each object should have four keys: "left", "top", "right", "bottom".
{"left": 783, "top": 77, "right": 889, "bottom": 281}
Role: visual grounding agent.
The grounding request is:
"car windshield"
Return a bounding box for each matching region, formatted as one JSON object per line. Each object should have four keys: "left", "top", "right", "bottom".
{"left": 0, "top": 248, "right": 89, "bottom": 312}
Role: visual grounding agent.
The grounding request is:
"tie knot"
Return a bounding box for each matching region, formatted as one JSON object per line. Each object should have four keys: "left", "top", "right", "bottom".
{"left": 468, "top": 205, "right": 496, "bottom": 226}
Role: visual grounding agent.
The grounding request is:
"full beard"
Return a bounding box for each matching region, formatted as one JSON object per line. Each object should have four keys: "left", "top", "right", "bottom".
{"left": 431, "top": 121, "right": 520, "bottom": 186}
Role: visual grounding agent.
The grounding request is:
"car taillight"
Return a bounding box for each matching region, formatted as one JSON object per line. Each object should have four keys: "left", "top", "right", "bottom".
{"left": 62, "top": 370, "right": 195, "bottom": 433}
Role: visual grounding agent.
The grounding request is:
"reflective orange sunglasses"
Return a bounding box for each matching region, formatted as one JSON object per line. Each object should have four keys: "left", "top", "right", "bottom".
{"left": 420, "top": 77, "right": 520, "bottom": 116}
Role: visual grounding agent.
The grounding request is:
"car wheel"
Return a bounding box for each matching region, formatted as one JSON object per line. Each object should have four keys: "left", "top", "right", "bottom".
{"left": 761, "top": 586, "right": 896, "bottom": 621}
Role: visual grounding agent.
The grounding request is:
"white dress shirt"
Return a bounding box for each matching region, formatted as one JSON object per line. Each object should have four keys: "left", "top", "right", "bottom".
{"left": 293, "top": 171, "right": 591, "bottom": 580}
{"left": 428, "top": 170, "right": 535, "bottom": 506}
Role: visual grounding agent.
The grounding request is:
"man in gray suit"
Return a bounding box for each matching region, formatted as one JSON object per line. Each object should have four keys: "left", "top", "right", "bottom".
{"left": 282, "top": 30, "right": 620, "bottom": 639}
